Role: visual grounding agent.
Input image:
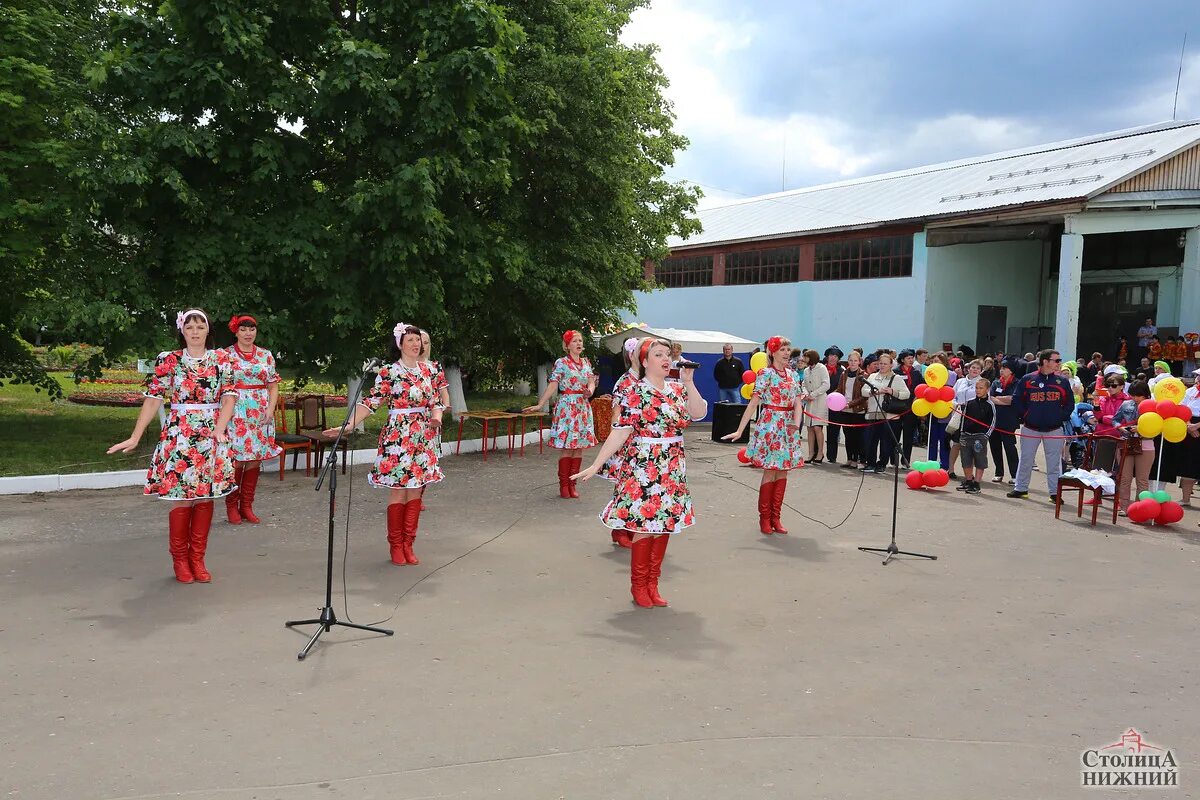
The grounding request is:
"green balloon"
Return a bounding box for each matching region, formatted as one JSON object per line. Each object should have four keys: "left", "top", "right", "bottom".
{"left": 1154, "top": 490, "right": 1171, "bottom": 503}
{"left": 917, "top": 461, "right": 934, "bottom": 472}
{"left": 1138, "top": 491, "right": 1155, "bottom": 500}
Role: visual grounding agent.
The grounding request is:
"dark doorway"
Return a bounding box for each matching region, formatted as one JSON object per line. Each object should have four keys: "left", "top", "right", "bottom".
{"left": 1077, "top": 282, "right": 1158, "bottom": 361}
{"left": 976, "top": 305, "right": 1007, "bottom": 356}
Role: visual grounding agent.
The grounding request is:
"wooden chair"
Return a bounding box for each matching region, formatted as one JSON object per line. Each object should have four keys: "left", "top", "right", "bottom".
{"left": 274, "top": 396, "right": 313, "bottom": 479}
{"left": 294, "top": 393, "right": 351, "bottom": 475}
{"left": 1055, "top": 435, "right": 1123, "bottom": 525}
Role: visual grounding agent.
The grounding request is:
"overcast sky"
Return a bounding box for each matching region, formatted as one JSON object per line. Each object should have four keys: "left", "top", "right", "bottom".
{"left": 624, "top": 0, "right": 1200, "bottom": 208}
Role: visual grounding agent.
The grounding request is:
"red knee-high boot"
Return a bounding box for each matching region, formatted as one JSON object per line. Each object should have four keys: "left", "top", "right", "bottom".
{"left": 557, "top": 457, "right": 571, "bottom": 498}
{"left": 568, "top": 456, "right": 581, "bottom": 498}
{"left": 758, "top": 481, "right": 774, "bottom": 534}
{"left": 387, "top": 502, "right": 407, "bottom": 565}
{"left": 630, "top": 536, "right": 654, "bottom": 608}
{"left": 770, "top": 478, "right": 790, "bottom": 535}
{"left": 169, "top": 505, "right": 194, "bottom": 583}
{"left": 401, "top": 500, "right": 422, "bottom": 565}
{"left": 647, "top": 535, "right": 670, "bottom": 607}
{"left": 238, "top": 464, "right": 261, "bottom": 524}
{"left": 189, "top": 501, "right": 214, "bottom": 582}
{"left": 225, "top": 462, "right": 243, "bottom": 524}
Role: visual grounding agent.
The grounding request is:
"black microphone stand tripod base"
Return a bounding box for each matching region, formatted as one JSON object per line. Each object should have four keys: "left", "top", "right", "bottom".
{"left": 857, "top": 382, "right": 938, "bottom": 566}
{"left": 286, "top": 365, "right": 393, "bottom": 660}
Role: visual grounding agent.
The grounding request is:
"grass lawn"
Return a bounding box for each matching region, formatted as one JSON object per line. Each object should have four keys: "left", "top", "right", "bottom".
{"left": 0, "top": 376, "right": 538, "bottom": 478}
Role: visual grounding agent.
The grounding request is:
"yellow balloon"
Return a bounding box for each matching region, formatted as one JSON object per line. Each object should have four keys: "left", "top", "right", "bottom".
{"left": 749, "top": 352, "right": 768, "bottom": 373}
{"left": 931, "top": 400, "right": 953, "bottom": 419}
{"left": 923, "top": 363, "right": 948, "bottom": 389}
{"left": 1137, "top": 412, "right": 1164, "bottom": 439}
{"left": 740, "top": 383, "right": 754, "bottom": 400}
{"left": 1163, "top": 416, "right": 1187, "bottom": 443}
{"left": 911, "top": 397, "right": 932, "bottom": 417}
{"left": 1153, "top": 377, "right": 1186, "bottom": 403}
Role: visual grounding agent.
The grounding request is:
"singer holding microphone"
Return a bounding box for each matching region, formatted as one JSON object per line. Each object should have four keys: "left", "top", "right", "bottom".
{"left": 572, "top": 338, "right": 707, "bottom": 608}
{"left": 524, "top": 329, "right": 597, "bottom": 499}
{"left": 327, "top": 323, "right": 445, "bottom": 566}
{"left": 107, "top": 308, "right": 238, "bottom": 584}
{"left": 720, "top": 336, "right": 804, "bottom": 534}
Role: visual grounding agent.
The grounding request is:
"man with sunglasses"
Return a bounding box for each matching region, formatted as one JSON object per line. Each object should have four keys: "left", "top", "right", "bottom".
{"left": 1006, "top": 349, "right": 1075, "bottom": 500}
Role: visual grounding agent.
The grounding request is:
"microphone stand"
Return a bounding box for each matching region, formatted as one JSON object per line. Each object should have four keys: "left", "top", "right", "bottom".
{"left": 857, "top": 377, "right": 938, "bottom": 566}
{"left": 285, "top": 361, "right": 393, "bottom": 660}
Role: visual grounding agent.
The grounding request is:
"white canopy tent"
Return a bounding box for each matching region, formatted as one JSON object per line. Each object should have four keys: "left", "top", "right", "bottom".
{"left": 599, "top": 326, "right": 758, "bottom": 354}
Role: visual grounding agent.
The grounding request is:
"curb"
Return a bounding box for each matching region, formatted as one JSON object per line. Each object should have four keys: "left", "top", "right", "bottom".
{"left": 0, "top": 430, "right": 548, "bottom": 496}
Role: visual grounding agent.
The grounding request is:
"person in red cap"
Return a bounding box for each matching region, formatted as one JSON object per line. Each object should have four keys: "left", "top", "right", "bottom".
{"left": 525, "top": 329, "right": 598, "bottom": 498}
{"left": 222, "top": 314, "right": 283, "bottom": 525}
{"left": 720, "top": 335, "right": 804, "bottom": 534}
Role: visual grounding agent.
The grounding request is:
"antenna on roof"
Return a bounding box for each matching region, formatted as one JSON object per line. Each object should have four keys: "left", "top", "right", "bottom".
{"left": 1173, "top": 32, "right": 1188, "bottom": 121}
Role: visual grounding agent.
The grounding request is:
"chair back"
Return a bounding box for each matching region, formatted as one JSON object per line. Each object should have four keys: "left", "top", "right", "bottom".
{"left": 275, "top": 396, "right": 291, "bottom": 433}
{"left": 295, "top": 394, "right": 327, "bottom": 433}
{"left": 1088, "top": 435, "right": 1122, "bottom": 473}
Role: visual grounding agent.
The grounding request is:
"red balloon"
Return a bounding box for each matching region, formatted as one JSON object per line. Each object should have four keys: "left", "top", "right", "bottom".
{"left": 921, "top": 470, "right": 939, "bottom": 488}
{"left": 1157, "top": 400, "right": 1178, "bottom": 418}
{"left": 1138, "top": 399, "right": 1159, "bottom": 415}
{"left": 1175, "top": 404, "right": 1193, "bottom": 422}
{"left": 1125, "top": 500, "right": 1150, "bottom": 523}
{"left": 736, "top": 447, "right": 750, "bottom": 464}
{"left": 741, "top": 370, "right": 756, "bottom": 385}
{"left": 905, "top": 471, "right": 924, "bottom": 490}
{"left": 1156, "top": 501, "right": 1185, "bottom": 525}
{"left": 938, "top": 386, "right": 955, "bottom": 402}
{"left": 934, "top": 469, "right": 950, "bottom": 487}
{"left": 914, "top": 385, "right": 929, "bottom": 401}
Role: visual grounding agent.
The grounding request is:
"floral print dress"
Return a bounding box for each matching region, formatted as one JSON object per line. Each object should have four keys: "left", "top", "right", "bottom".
{"left": 599, "top": 379, "right": 695, "bottom": 535}
{"left": 598, "top": 370, "right": 639, "bottom": 482}
{"left": 746, "top": 367, "right": 804, "bottom": 470}
{"left": 359, "top": 360, "right": 445, "bottom": 489}
{"left": 423, "top": 360, "right": 449, "bottom": 457}
{"left": 225, "top": 345, "right": 283, "bottom": 462}
{"left": 143, "top": 350, "right": 238, "bottom": 501}
{"left": 549, "top": 356, "right": 597, "bottom": 450}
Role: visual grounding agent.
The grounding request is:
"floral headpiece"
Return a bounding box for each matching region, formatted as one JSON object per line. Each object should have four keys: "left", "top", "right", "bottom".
{"left": 623, "top": 337, "right": 639, "bottom": 358}
{"left": 766, "top": 336, "right": 783, "bottom": 354}
{"left": 175, "top": 309, "right": 207, "bottom": 332}
{"left": 228, "top": 314, "right": 257, "bottom": 333}
{"left": 394, "top": 321, "right": 416, "bottom": 348}
{"left": 562, "top": 329, "right": 580, "bottom": 348}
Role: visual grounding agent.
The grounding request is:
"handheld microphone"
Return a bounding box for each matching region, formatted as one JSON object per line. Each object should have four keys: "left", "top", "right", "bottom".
{"left": 363, "top": 357, "right": 384, "bottom": 371}
{"left": 678, "top": 360, "right": 701, "bottom": 369}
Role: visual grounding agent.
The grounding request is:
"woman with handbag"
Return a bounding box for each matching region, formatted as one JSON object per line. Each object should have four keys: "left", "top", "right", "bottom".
{"left": 799, "top": 348, "right": 830, "bottom": 464}
{"left": 838, "top": 350, "right": 868, "bottom": 470}
{"left": 948, "top": 358, "right": 984, "bottom": 482}
{"left": 861, "top": 352, "right": 910, "bottom": 474}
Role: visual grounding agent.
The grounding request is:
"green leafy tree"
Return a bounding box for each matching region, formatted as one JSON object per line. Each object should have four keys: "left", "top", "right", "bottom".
{"left": 77, "top": 0, "right": 699, "bottom": 380}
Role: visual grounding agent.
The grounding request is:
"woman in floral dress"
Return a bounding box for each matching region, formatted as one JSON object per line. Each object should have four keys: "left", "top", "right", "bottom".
{"left": 596, "top": 337, "right": 641, "bottom": 549}
{"left": 328, "top": 323, "right": 444, "bottom": 566}
{"left": 108, "top": 309, "right": 237, "bottom": 584}
{"left": 722, "top": 336, "right": 803, "bottom": 535}
{"left": 418, "top": 330, "right": 450, "bottom": 511}
{"left": 223, "top": 314, "right": 282, "bottom": 525}
{"left": 574, "top": 338, "right": 708, "bottom": 609}
{"left": 524, "top": 329, "right": 597, "bottom": 498}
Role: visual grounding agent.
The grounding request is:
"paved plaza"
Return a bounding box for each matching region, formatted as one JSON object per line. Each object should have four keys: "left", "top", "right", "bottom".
{"left": 2, "top": 433, "right": 1197, "bottom": 799}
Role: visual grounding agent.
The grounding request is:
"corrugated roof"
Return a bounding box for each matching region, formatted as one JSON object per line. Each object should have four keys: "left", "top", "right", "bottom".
{"left": 670, "top": 120, "right": 1200, "bottom": 249}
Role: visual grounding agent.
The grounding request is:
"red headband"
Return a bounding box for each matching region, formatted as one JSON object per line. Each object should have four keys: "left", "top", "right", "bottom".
{"left": 638, "top": 338, "right": 656, "bottom": 365}
{"left": 766, "top": 336, "right": 783, "bottom": 354}
{"left": 562, "top": 329, "right": 580, "bottom": 347}
{"left": 228, "top": 315, "right": 257, "bottom": 333}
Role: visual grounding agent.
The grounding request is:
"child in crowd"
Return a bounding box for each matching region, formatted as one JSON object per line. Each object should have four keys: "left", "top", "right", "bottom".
{"left": 957, "top": 377, "right": 996, "bottom": 495}
{"left": 1067, "top": 402, "right": 1097, "bottom": 469}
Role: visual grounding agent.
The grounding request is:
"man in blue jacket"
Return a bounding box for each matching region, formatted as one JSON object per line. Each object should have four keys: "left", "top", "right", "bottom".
{"left": 1006, "top": 349, "right": 1075, "bottom": 500}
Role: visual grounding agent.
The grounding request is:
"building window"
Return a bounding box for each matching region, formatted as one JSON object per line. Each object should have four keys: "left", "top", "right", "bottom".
{"left": 813, "top": 235, "right": 913, "bottom": 281}
{"left": 725, "top": 246, "right": 801, "bottom": 285}
{"left": 655, "top": 254, "right": 713, "bottom": 288}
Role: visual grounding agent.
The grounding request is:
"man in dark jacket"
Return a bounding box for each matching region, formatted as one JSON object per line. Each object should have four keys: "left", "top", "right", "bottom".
{"left": 823, "top": 346, "right": 845, "bottom": 462}
{"left": 1006, "top": 349, "right": 1074, "bottom": 500}
{"left": 713, "top": 343, "right": 746, "bottom": 404}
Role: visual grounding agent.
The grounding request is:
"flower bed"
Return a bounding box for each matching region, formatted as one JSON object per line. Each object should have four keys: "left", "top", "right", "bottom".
{"left": 69, "top": 390, "right": 350, "bottom": 408}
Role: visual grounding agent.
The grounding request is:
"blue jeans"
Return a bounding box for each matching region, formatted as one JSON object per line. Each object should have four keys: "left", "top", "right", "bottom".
{"left": 928, "top": 420, "right": 950, "bottom": 469}
{"left": 718, "top": 388, "right": 742, "bottom": 404}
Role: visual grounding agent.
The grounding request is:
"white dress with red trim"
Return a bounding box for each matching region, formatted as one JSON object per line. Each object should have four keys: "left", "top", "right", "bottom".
{"left": 599, "top": 379, "right": 695, "bottom": 535}
{"left": 142, "top": 350, "right": 238, "bottom": 501}
{"left": 360, "top": 360, "right": 445, "bottom": 489}
{"left": 549, "top": 356, "right": 597, "bottom": 449}
{"left": 225, "top": 345, "right": 283, "bottom": 462}
{"left": 746, "top": 367, "right": 804, "bottom": 470}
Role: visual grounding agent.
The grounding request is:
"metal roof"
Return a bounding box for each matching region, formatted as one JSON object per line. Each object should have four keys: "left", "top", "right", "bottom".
{"left": 599, "top": 325, "right": 758, "bottom": 354}
{"left": 670, "top": 120, "right": 1200, "bottom": 249}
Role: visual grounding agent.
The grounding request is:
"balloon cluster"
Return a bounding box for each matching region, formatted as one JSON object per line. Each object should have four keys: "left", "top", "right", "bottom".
{"left": 1135, "top": 398, "right": 1191, "bottom": 442}
{"left": 904, "top": 460, "right": 950, "bottom": 489}
{"left": 1125, "top": 490, "right": 1185, "bottom": 525}
{"left": 739, "top": 351, "right": 770, "bottom": 400}
{"left": 910, "top": 362, "right": 953, "bottom": 419}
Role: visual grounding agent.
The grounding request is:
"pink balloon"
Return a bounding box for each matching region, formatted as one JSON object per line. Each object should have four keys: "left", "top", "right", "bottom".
{"left": 827, "top": 391, "right": 847, "bottom": 412}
